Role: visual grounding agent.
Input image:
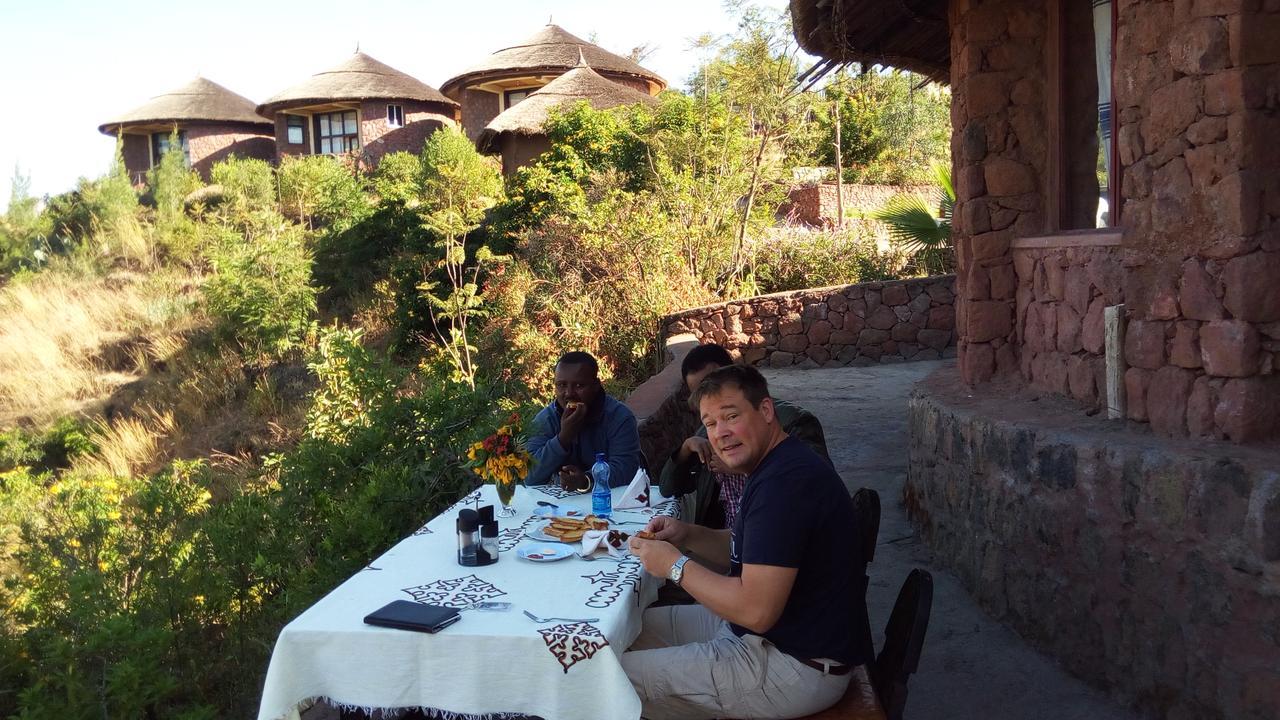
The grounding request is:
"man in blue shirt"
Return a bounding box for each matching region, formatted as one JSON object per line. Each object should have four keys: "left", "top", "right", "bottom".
{"left": 523, "top": 351, "right": 641, "bottom": 490}
{"left": 625, "top": 364, "right": 868, "bottom": 719}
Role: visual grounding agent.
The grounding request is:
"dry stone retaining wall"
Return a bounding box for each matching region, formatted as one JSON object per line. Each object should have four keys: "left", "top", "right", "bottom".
{"left": 780, "top": 183, "right": 934, "bottom": 227}
{"left": 907, "top": 370, "right": 1280, "bottom": 720}
{"left": 661, "top": 277, "right": 956, "bottom": 368}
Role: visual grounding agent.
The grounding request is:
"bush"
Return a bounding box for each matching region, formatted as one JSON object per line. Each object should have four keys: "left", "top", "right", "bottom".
{"left": 203, "top": 220, "right": 316, "bottom": 358}
{"left": 748, "top": 226, "right": 909, "bottom": 293}
{"left": 277, "top": 155, "right": 370, "bottom": 232}
{"left": 209, "top": 157, "right": 276, "bottom": 230}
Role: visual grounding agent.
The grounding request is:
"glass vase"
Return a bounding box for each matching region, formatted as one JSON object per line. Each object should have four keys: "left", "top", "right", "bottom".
{"left": 496, "top": 478, "right": 518, "bottom": 518}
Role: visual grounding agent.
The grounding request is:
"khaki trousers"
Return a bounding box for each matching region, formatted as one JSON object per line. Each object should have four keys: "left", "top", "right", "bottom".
{"left": 620, "top": 604, "right": 849, "bottom": 720}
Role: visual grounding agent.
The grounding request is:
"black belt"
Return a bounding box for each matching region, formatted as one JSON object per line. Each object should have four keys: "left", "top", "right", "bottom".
{"left": 795, "top": 657, "right": 853, "bottom": 676}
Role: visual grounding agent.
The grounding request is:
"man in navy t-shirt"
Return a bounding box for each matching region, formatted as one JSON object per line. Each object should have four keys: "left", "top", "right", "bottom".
{"left": 624, "top": 365, "right": 870, "bottom": 719}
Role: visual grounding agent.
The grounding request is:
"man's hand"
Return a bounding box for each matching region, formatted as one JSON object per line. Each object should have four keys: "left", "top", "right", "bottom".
{"left": 628, "top": 535, "right": 682, "bottom": 579}
{"left": 676, "top": 436, "right": 713, "bottom": 465}
{"left": 557, "top": 401, "right": 589, "bottom": 447}
{"left": 558, "top": 465, "right": 589, "bottom": 492}
{"left": 642, "top": 516, "right": 691, "bottom": 546}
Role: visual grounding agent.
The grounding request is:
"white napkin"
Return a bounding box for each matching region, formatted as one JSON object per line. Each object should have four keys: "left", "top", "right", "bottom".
{"left": 614, "top": 468, "right": 653, "bottom": 509}
{"left": 581, "top": 529, "right": 626, "bottom": 558}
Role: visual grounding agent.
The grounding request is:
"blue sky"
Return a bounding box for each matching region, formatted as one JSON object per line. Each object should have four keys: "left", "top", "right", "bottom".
{"left": 0, "top": 0, "right": 798, "bottom": 207}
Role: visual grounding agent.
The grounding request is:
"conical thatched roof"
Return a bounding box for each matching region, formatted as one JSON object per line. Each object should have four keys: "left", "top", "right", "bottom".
{"left": 99, "top": 77, "right": 270, "bottom": 134}
{"left": 477, "top": 59, "right": 659, "bottom": 152}
{"left": 790, "top": 0, "right": 950, "bottom": 84}
{"left": 258, "top": 52, "right": 457, "bottom": 115}
{"left": 440, "top": 24, "right": 665, "bottom": 97}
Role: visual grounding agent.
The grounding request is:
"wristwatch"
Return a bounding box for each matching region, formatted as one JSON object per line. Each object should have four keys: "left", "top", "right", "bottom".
{"left": 668, "top": 555, "right": 691, "bottom": 585}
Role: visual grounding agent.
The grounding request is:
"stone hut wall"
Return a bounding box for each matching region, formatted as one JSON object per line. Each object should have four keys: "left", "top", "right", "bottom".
{"left": 949, "top": 0, "right": 1051, "bottom": 386}
{"left": 357, "top": 100, "right": 454, "bottom": 166}
{"left": 779, "top": 183, "right": 934, "bottom": 227}
{"left": 120, "top": 134, "right": 151, "bottom": 185}
{"left": 1115, "top": 0, "right": 1280, "bottom": 442}
{"left": 186, "top": 123, "right": 275, "bottom": 181}
{"left": 1014, "top": 238, "right": 1125, "bottom": 409}
{"left": 660, "top": 276, "right": 956, "bottom": 368}
{"left": 906, "top": 372, "right": 1280, "bottom": 720}
{"left": 456, "top": 89, "right": 500, "bottom": 143}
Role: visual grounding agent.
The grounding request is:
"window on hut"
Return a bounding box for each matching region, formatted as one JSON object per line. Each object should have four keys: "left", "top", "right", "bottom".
{"left": 1055, "top": 0, "right": 1115, "bottom": 229}
{"left": 504, "top": 88, "right": 534, "bottom": 109}
{"left": 151, "top": 130, "right": 189, "bottom": 167}
{"left": 387, "top": 104, "right": 404, "bottom": 127}
{"left": 287, "top": 114, "right": 306, "bottom": 145}
{"left": 315, "top": 110, "right": 360, "bottom": 155}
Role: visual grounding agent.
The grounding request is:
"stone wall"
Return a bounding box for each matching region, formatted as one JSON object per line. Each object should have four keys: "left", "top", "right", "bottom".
{"left": 950, "top": 0, "right": 1051, "bottom": 385}
{"left": 186, "top": 123, "right": 275, "bottom": 181}
{"left": 660, "top": 277, "right": 956, "bottom": 368}
{"left": 779, "top": 183, "right": 934, "bottom": 227}
{"left": 357, "top": 99, "right": 454, "bottom": 166}
{"left": 1115, "top": 0, "right": 1280, "bottom": 442}
{"left": 1014, "top": 238, "right": 1124, "bottom": 408}
{"left": 906, "top": 368, "right": 1280, "bottom": 720}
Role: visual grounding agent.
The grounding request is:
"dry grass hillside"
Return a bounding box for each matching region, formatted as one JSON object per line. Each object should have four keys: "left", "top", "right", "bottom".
{"left": 0, "top": 262, "right": 309, "bottom": 478}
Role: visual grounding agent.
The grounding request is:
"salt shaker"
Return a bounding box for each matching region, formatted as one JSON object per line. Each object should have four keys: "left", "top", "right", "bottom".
{"left": 479, "top": 521, "right": 499, "bottom": 565}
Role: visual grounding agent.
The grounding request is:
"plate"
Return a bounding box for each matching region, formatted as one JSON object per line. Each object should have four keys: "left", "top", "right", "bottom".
{"left": 516, "top": 543, "right": 575, "bottom": 562}
{"left": 524, "top": 520, "right": 561, "bottom": 543}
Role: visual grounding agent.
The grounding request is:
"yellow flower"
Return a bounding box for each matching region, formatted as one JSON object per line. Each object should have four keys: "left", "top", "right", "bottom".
{"left": 68, "top": 538, "right": 81, "bottom": 549}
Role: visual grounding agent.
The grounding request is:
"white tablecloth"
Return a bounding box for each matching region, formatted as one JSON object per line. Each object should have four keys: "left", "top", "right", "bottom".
{"left": 257, "top": 483, "right": 678, "bottom": 720}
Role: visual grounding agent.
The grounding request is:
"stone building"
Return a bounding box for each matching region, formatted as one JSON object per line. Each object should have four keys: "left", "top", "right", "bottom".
{"left": 98, "top": 77, "right": 275, "bottom": 183}
{"left": 257, "top": 52, "right": 458, "bottom": 168}
{"left": 477, "top": 55, "right": 659, "bottom": 176}
{"left": 439, "top": 24, "right": 666, "bottom": 146}
{"left": 792, "top": 0, "right": 1280, "bottom": 719}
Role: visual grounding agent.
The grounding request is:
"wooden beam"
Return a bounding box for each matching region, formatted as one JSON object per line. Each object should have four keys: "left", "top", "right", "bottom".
{"left": 1105, "top": 304, "right": 1127, "bottom": 419}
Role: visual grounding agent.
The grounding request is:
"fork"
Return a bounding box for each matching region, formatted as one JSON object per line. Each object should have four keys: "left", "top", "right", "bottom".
{"left": 523, "top": 609, "right": 599, "bottom": 623}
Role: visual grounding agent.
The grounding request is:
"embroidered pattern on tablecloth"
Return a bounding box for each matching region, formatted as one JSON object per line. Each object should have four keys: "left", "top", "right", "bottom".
{"left": 580, "top": 559, "right": 643, "bottom": 608}
{"left": 498, "top": 516, "right": 542, "bottom": 551}
{"left": 532, "top": 484, "right": 587, "bottom": 500}
{"left": 539, "top": 622, "right": 609, "bottom": 673}
{"left": 401, "top": 575, "right": 507, "bottom": 608}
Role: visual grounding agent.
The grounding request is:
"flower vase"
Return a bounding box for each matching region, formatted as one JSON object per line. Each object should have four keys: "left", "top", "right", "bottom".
{"left": 496, "top": 479, "right": 518, "bottom": 518}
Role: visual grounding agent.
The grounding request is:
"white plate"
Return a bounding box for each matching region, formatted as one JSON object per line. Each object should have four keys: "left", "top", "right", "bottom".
{"left": 524, "top": 520, "right": 560, "bottom": 542}
{"left": 516, "top": 543, "right": 575, "bottom": 562}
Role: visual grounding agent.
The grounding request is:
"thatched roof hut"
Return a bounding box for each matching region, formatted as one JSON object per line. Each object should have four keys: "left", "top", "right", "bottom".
{"left": 258, "top": 52, "right": 457, "bottom": 115}
{"left": 99, "top": 77, "right": 270, "bottom": 134}
{"left": 477, "top": 59, "right": 659, "bottom": 153}
{"left": 440, "top": 24, "right": 666, "bottom": 97}
{"left": 789, "top": 0, "right": 950, "bottom": 83}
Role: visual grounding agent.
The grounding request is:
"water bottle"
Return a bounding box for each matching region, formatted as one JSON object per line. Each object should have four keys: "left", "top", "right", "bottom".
{"left": 591, "top": 452, "right": 612, "bottom": 519}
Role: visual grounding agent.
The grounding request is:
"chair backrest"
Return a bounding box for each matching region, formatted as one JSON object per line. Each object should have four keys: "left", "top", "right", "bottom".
{"left": 850, "top": 488, "right": 881, "bottom": 662}
{"left": 851, "top": 488, "right": 881, "bottom": 567}
{"left": 872, "top": 569, "right": 933, "bottom": 720}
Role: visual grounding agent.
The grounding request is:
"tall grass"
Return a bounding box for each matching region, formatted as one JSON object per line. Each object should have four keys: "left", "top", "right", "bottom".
{"left": 0, "top": 264, "right": 202, "bottom": 427}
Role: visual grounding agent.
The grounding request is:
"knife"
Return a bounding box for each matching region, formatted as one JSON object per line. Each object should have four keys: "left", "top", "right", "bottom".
{"left": 537, "top": 501, "right": 559, "bottom": 509}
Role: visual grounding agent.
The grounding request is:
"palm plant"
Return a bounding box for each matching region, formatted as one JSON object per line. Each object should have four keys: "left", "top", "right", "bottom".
{"left": 872, "top": 163, "right": 955, "bottom": 277}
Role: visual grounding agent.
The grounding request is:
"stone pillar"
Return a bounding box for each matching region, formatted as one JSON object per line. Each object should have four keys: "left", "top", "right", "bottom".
{"left": 1116, "top": 0, "right": 1280, "bottom": 441}
{"left": 950, "top": 0, "right": 1050, "bottom": 383}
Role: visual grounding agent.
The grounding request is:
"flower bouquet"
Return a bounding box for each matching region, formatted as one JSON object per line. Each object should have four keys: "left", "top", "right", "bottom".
{"left": 466, "top": 413, "right": 531, "bottom": 517}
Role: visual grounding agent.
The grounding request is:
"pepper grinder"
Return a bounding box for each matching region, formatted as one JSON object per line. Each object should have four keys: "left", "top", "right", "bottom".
{"left": 457, "top": 509, "right": 480, "bottom": 567}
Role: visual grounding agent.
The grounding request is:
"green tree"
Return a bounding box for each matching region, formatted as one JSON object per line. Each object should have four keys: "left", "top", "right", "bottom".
{"left": 147, "top": 130, "right": 202, "bottom": 261}
{"left": 816, "top": 68, "right": 951, "bottom": 186}
{"left": 417, "top": 127, "right": 504, "bottom": 388}
{"left": 0, "top": 166, "right": 50, "bottom": 276}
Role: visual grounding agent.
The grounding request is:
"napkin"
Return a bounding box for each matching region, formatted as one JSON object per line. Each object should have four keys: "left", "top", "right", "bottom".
{"left": 614, "top": 468, "right": 653, "bottom": 509}
{"left": 581, "top": 529, "right": 626, "bottom": 558}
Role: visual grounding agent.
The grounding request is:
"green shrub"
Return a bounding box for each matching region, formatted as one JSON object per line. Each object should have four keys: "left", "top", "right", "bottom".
{"left": 748, "top": 226, "right": 909, "bottom": 293}
{"left": 209, "top": 157, "right": 276, "bottom": 228}
{"left": 277, "top": 155, "right": 370, "bottom": 232}
{"left": 147, "top": 134, "right": 203, "bottom": 263}
{"left": 203, "top": 220, "right": 316, "bottom": 358}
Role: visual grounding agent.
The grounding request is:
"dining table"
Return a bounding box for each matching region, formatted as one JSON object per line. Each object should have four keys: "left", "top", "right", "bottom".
{"left": 256, "top": 482, "right": 679, "bottom": 720}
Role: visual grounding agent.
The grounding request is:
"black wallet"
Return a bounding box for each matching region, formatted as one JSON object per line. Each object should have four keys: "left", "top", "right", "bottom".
{"left": 364, "top": 600, "right": 461, "bottom": 633}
